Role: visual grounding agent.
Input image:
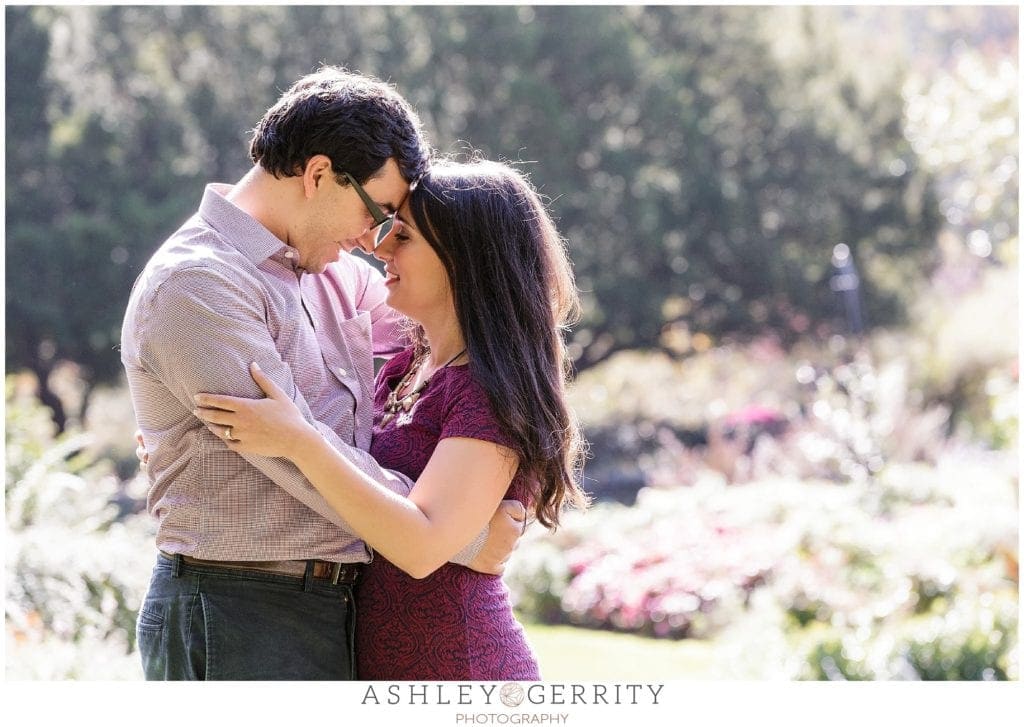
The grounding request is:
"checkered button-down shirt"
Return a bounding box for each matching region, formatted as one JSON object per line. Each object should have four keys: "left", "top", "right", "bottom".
{"left": 121, "top": 183, "right": 413, "bottom": 563}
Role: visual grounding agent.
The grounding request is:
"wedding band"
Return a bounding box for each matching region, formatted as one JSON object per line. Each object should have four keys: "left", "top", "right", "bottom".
{"left": 224, "top": 427, "right": 233, "bottom": 441}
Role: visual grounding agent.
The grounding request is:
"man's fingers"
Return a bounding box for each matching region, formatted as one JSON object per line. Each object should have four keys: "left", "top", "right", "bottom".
{"left": 500, "top": 499, "right": 527, "bottom": 522}
{"left": 134, "top": 430, "right": 149, "bottom": 466}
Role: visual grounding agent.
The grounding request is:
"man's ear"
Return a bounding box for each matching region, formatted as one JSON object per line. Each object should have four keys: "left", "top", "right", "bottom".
{"left": 301, "top": 154, "right": 333, "bottom": 198}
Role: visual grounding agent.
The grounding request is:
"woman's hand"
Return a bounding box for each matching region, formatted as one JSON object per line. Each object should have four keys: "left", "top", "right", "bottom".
{"left": 193, "top": 362, "right": 318, "bottom": 458}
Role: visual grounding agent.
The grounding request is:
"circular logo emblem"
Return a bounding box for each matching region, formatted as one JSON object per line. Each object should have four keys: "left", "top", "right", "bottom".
{"left": 500, "top": 682, "right": 525, "bottom": 708}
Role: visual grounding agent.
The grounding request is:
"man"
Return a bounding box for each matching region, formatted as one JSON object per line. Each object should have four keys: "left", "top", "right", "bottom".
{"left": 121, "top": 67, "right": 524, "bottom": 680}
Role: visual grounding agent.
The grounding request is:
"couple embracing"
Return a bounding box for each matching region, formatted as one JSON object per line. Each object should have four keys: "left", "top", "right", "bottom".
{"left": 121, "top": 66, "right": 588, "bottom": 681}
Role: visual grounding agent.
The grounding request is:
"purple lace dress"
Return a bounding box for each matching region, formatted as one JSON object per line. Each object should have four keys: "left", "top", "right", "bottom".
{"left": 355, "top": 347, "right": 540, "bottom": 680}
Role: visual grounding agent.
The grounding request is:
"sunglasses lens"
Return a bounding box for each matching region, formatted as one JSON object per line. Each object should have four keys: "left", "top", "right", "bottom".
{"left": 374, "top": 217, "right": 395, "bottom": 248}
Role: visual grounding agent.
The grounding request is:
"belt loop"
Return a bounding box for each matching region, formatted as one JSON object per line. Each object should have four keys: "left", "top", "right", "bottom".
{"left": 172, "top": 553, "right": 184, "bottom": 578}
{"left": 302, "top": 560, "right": 315, "bottom": 592}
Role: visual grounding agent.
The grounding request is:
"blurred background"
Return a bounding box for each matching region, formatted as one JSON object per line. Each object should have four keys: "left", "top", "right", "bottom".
{"left": 4, "top": 5, "right": 1018, "bottom": 680}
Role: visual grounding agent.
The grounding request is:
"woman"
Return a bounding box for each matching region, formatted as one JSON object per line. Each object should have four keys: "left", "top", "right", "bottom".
{"left": 192, "top": 159, "right": 588, "bottom": 680}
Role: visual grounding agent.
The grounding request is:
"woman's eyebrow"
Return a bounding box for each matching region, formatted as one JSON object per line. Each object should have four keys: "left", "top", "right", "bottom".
{"left": 394, "top": 210, "right": 418, "bottom": 230}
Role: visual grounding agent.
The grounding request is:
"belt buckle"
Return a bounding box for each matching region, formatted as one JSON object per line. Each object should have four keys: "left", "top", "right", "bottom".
{"left": 330, "top": 562, "right": 342, "bottom": 585}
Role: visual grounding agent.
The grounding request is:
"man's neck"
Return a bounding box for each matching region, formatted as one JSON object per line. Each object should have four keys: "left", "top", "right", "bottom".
{"left": 227, "top": 166, "right": 292, "bottom": 244}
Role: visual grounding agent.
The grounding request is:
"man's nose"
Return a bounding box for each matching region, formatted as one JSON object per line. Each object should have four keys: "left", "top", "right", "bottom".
{"left": 354, "top": 227, "right": 376, "bottom": 254}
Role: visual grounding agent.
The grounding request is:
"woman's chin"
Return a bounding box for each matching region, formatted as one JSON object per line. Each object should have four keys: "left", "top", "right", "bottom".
{"left": 384, "top": 291, "right": 410, "bottom": 316}
{"left": 385, "top": 294, "right": 434, "bottom": 327}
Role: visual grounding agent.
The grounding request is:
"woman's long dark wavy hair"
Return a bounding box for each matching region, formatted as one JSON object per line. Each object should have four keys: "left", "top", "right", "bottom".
{"left": 407, "top": 158, "right": 588, "bottom": 528}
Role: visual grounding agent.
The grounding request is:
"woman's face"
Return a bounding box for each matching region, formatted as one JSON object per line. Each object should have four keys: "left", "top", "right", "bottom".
{"left": 372, "top": 205, "right": 453, "bottom": 324}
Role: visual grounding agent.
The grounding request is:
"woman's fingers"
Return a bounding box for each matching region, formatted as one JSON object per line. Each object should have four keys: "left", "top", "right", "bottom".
{"left": 193, "top": 393, "right": 240, "bottom": 410}
{"left": 193, "top": 406, "right": 235, "bottom": 428}
{"left": 249, "top": 362, "right": 288, "bottom": 400}
{"left": 201, "top": 421, "right": 237, "bottom": 440}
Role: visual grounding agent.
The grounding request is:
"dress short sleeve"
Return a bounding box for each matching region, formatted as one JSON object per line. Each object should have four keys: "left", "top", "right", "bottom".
{"left": 438, "top": 368, "right": 514, "bottom": 451}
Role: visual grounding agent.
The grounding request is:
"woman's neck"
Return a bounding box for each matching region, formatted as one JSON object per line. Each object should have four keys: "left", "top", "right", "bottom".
{"left": 418, "top": 315, "right": 466, "bottom": 371}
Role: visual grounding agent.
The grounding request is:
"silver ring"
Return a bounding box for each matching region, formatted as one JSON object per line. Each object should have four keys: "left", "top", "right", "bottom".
{"left": 224, "top": 427, "right": 233, "bottom": 441}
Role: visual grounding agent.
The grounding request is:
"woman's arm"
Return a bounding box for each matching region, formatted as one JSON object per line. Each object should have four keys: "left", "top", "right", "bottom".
{"left": 194, "top": 363, "right": 519, "bottom": 578}
{"left": 292, "top": 432, "right": 517, "bottom": 578}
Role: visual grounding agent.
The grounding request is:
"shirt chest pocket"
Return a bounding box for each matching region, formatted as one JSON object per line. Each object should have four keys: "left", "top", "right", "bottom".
{"left": 320, "top": 311, "right": 375, "bottom": 446}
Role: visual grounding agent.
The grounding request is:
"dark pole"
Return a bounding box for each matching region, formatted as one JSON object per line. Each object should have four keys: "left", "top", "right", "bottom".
{"left": 830, "top": 243, "right": 865, "bottom": 335}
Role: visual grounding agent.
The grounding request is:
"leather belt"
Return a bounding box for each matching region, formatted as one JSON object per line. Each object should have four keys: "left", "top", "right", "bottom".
{"left": 163, "top": 552, "right": 361, "bottom": 584}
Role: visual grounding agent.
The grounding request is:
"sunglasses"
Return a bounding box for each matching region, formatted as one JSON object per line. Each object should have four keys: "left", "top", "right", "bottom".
{"left": 342, "top": 171, "right": 419, "bottom": 249}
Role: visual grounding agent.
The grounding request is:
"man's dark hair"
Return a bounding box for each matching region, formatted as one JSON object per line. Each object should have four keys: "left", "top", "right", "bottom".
{"left": 249, "top": 66, "right": 430, "bottom": 185}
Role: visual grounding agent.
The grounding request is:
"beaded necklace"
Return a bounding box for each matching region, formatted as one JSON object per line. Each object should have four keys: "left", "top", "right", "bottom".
{"left": 379, "top": 348, "right": 466, "bottom": 428}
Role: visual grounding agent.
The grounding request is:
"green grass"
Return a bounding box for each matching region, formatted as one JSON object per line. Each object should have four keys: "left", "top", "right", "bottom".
{"left": 521, "top": 620, "right": 718, "bottom": 680}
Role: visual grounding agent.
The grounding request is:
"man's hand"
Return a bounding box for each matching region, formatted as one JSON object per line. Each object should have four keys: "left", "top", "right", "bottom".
{"left": 467, "top": 500, "right": 528, "bottom": 576}
{"left": 135, "top": 430, "right": 149, "bottom": 468}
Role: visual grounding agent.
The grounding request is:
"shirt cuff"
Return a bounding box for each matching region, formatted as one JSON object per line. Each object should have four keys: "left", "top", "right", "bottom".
{"left": 450, "top": 522, "right": 489, "bottom": 566}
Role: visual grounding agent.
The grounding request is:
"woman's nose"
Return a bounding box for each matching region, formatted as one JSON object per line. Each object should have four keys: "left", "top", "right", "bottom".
{"left": 372, "top": 236, "right": 394, "bottom": 262}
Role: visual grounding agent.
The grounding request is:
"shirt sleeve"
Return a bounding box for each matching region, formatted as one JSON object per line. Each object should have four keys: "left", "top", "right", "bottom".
{"left": 137, "top": 265, "right": 413, "bottom": 529}
{"left": 353, "top": 257, "right": 410, "bottom": 357}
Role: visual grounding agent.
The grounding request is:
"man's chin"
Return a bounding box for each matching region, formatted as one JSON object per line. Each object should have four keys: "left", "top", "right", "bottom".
{"left": 300, "top": 259, "right": 329, "bottom": 274}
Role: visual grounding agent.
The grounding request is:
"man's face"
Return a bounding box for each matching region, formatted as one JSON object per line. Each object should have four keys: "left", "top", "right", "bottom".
{"left": 292, "top": 157, "right": 410, "bottom": 273}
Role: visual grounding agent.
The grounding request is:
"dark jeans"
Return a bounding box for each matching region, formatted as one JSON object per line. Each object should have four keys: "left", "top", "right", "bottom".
{"left": 137, "top": 553, "right": 356, "bottom": 680}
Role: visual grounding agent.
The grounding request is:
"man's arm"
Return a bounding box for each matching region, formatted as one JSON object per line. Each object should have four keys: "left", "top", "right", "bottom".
{"left": 138, "top": 265, "right": 411, "bottom": 529}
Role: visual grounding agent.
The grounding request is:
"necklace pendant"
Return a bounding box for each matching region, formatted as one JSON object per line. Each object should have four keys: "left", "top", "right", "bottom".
{"left": 401, "top": 392, "right": 421, "bottom": 412}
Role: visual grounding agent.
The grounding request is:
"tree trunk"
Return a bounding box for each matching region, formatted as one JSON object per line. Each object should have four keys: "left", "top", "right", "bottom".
{"left": 30, "top": 362, "right": 67, "bottom": 433}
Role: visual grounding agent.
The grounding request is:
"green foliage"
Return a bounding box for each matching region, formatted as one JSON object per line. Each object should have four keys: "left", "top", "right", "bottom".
{"left": 5, "top": 4, "right": 967, "bottom": 406}
{"left": 5, "top": 377, "right": 154, "bottom": 678}
{"left": 901, "top": 262, "right": 1019, "bottom": 448}
{"left": 897, "top": 41, "right": 1019, "bottom": 448}
{"left": 799, "top": 590, "right": 1018, "bottom": 681}
{"left": 898, "top": 592, "right": 1017, "bottom": 681}
{"left": 506, "top": 539, "right": 573, "bottom": 625}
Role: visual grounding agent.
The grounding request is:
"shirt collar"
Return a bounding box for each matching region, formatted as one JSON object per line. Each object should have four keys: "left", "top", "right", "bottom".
{"left": 199, "top": 183, "right": 296, "bottom": 265}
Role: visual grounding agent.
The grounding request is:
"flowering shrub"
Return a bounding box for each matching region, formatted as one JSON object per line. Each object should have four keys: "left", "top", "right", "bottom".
{"left": 507, "top": 453, "right": 1018, "bottom": 679}
{"left": 511, "top": 481, "right": 790, "bottom": 639}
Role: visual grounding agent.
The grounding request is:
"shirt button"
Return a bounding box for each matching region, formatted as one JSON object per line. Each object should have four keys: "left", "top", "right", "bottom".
{"left": 338, "top": 367, "right": 348, "bottom": 377}
{"left": 284, "top": 251, "right": 295, "bottom": 259}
